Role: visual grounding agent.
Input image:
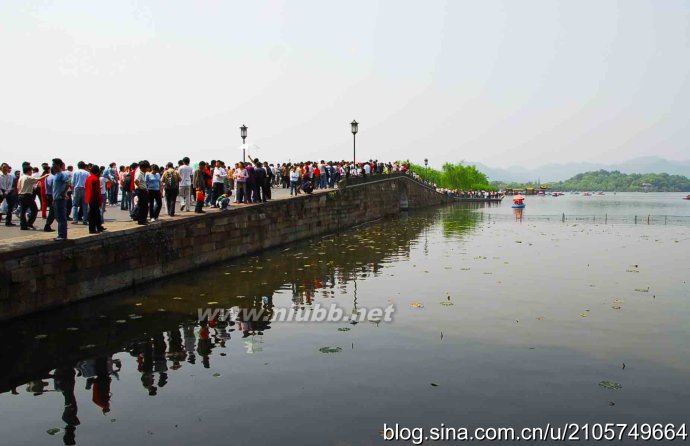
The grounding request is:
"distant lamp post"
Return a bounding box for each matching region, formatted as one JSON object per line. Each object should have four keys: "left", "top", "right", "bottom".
{"left": 351, "top": 120, "right": 358, "bottom": 165}
{"left": 240, "top": 124, "right": 248, "bottom": 162}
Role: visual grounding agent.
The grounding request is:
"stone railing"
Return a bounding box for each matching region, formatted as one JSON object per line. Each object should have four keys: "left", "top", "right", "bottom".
{"left": 0, "top": 173, "right": 449, "bottom": 320}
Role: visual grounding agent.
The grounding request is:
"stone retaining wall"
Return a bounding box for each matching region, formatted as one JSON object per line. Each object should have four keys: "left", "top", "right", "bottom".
{"left": 0, "top": 175, "right": 447, "bottom": 320}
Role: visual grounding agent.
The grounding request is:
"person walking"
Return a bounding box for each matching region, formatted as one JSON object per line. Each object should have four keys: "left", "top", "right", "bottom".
{"left": 252, "top": 159, "right": 266, "bottom": 202}
{"left": 51, "top": 158, "right": 70, "bottom": 241}
{"left": 211, "top": 161, "right": 227, "bottom": 207}
{"left": 262, "top": 161, "right": 273, "bottom": 200}
{"left": 193, "top": 161, "right": 207, "bottom": 213}
{"left": 128, "top": 162, "right": 138, "bottom": 219}
{"left": 289, "top": 166, "right": 300, "bottom": 195}
{"left": 161, "top": 162, "right": 181, "bottom": 217}
{"left": 85, "top": 165, "right": 105, "bottom": 234}
{"left": 134, "top": 161, "right": 150, "bottom": 225}
{"left": 17, "top": 165, "right": 48, "bottom": 230}
{"left": 119, "top": 166, "right": 131, "bottom": 211}
{"left": 177, "top": 157, "right": 193, "bottom": 211}
{"left": 70, "top": 161, "right": 89, "bottom": 225}
{"left": 0, "top": 162, "right": 16, "bottom": 226}
{"left": 43, "top": 167, "right": 55, "bottom": 232}
{"left": 104, "top": 162, "right": 119, "bottom": 205}
{"left": 146, "top": 164, "right": 162, "bottom": 221}
{"left": 233, "top": 162, "right": 247, "bottom": 203}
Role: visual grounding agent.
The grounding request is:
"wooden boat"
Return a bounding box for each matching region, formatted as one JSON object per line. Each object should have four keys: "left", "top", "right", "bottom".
{"left": 683, "top": 195, "right": 690, "bottom": 200}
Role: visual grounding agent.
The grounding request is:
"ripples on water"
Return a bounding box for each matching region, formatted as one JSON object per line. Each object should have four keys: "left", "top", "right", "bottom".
{"left": 1, "top": 198, "right": 689, "bottom": 445}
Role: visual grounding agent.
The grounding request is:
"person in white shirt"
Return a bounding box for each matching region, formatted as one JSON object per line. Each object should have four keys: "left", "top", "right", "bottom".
{"left": 211, "top": 161, "right": 227, "bottom": 207}
{"left": 17, "top": 165, "right": 48, "bottom": 230}
{"left": 233, "top": 162, "right": 248, "bottom": 203}
{"left": 289, "top": 166, "right": 300, "bottom": 196}
{"left": 99, "top": 171, "right": 108, "bottom": 221}
{"left": 0, "top": 163, "right": 17, "bottom": 226}
{"left": 177, "top": 157, "right": 193, "bottom": 211}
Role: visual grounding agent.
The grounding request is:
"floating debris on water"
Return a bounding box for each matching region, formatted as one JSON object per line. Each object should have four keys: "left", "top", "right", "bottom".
{"left": 318, "top": 346, "right": 342, "bottom": 354}
{"left": 599, "top": 380, "right": 622, "bottom": 390}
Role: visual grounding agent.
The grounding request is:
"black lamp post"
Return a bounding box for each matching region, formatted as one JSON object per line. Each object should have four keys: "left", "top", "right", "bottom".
{"left": 351, "top": 120, "right": 358, "bottom": 166}
{"left": 240, "top": 124, "right": 248, "bottom": 162}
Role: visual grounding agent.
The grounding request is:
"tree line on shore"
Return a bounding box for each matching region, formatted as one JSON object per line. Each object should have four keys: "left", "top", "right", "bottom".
{"left": 408, "top": 162, "right": 495, "bottom": 191}
{"left": 492, "top": 170, "right": 690, "bottom": 192}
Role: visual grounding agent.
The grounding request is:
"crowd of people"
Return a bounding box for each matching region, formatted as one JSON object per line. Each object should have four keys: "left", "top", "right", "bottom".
{"left": 0, "top": 157, "right": 415, "bottom": 241}
{"left": 441, "top": 189, "right": 503, "bottom": 199}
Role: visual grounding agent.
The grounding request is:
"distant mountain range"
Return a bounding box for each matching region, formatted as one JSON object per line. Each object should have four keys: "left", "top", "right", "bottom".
{"left": 470, "top": 156, "right": 690, "bottom": 183}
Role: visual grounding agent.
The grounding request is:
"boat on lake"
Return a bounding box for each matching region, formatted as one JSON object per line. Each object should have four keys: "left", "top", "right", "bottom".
{"left": 511, "top": 195, "right": 526, "bottom": 208}
{"left": 683, "top": 195, "right": 690, "bottom": 200}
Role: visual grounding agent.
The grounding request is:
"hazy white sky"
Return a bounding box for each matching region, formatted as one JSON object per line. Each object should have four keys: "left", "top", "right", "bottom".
{"left": 1, "top": 0, "right": 689, "bottom": 169}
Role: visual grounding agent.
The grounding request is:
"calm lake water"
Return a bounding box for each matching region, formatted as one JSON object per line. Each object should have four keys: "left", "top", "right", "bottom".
{"left": 1, "top": 194, "right": 689, "bottom": 445}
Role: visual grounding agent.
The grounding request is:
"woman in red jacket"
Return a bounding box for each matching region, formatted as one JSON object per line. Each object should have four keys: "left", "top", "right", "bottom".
{"left": 84, "top": 165, "right": 106, "bottom": 234}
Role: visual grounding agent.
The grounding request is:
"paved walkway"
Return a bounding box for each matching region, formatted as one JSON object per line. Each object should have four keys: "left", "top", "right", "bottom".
{"left": 0, "top": 187, "right": 327, "bottom": 245}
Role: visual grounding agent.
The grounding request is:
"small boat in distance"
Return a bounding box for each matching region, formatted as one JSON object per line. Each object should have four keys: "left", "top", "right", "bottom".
{"left": 511, "top": 195, "right": 526, "bottom": 208}
{"left": 683, "top": 195, "right": 690, "bottom": 200}
{"left": 583, "top": 192, "right": 592, "bottom": 196}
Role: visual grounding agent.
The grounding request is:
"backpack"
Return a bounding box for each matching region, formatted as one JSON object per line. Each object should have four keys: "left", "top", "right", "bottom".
{"left": 123, "top": 173, "right": 132, "bottom": 189}
{"left": 164, "top": 170, "right": 179, "bottom": 190}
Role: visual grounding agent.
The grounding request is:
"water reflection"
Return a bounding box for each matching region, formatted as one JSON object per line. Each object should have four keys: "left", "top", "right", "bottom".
{"left": 441, "top": 204, "right": 481, "bottom": 238}
{"left": 0, "top": 206, "right": 483, "bottom": 443}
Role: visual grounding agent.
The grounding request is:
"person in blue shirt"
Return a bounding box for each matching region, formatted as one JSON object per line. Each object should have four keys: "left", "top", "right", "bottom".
{"left": 145, "top": 164, "right": 162, "bottom": 221}
{"left": 51, "top": 158, "right": 70, "bottom": 241}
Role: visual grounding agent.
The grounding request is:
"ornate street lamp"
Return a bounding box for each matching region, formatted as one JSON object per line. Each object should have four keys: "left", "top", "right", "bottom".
{"left": 351, "top": 120, "right": 358, "bottom": 166}
{"left": 240, "top": 125, "right": 248, "bottom": 162}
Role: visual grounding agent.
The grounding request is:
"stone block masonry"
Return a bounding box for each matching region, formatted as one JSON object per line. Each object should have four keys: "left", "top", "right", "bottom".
{"left": 0, "top": 175, "right": 447, "bottom": 320}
